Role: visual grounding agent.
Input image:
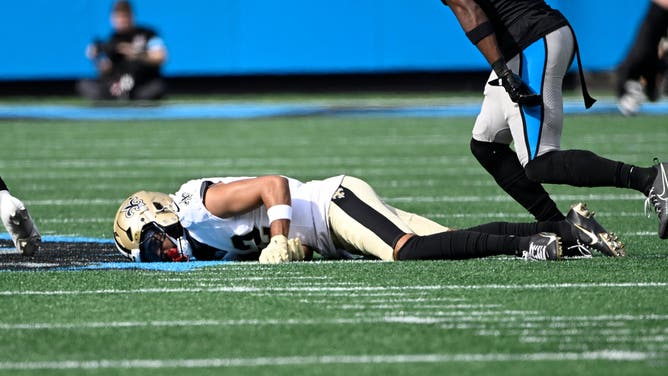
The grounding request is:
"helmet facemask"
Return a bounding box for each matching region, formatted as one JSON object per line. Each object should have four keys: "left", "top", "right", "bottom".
{"left": 139, "top": 222, "right": 192, "bottom": 262}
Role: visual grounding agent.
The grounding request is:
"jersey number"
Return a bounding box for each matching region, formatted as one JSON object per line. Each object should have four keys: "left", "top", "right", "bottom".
{"left": 231, "top": 227, "right": 271, "bottom": 251}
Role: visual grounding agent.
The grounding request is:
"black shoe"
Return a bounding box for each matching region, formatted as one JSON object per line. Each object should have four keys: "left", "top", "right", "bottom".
{"left": 565, "top": 203, "right": 625, "bottom": 257}
{"left": 645, "top": 159, "right": 668, "bottom": 239}
{"left": 521, "top": 232, "right": 562, "bottom": 261}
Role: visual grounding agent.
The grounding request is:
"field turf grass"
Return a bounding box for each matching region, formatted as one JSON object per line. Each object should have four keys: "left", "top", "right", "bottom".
{"left": 0, "top": 105, "right": 667, "bottom": 375}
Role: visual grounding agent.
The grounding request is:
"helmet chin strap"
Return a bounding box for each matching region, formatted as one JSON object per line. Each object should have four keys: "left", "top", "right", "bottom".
{"left": 166, "top": 234, "right": 193, "bottom": 262}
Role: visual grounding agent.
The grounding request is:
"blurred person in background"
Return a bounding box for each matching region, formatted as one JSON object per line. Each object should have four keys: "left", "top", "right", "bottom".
{"left": 76, "top": 0, "right": 167, "bottom": 101}
{"left": 616, "top": 0, "right": 668, "bottom": 116}
{"left": 0, "top": 177, "right": 40, "bottom": 256}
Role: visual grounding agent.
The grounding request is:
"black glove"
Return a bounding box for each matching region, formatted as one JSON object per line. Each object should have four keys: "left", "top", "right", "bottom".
{"left": 489, "top": 68, "right": 542, "bottom": 106}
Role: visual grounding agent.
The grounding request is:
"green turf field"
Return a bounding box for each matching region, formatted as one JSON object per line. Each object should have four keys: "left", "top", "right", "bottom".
{"left": 0, "top": 105, "right": 667, "bottom": 375}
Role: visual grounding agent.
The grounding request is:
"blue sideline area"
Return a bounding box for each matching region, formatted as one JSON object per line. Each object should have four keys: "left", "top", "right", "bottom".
{"left": 1, "top": 99, "right": 668, "bottom": 120}
{"left": 0, "top": 233, "right": 225, "bottom": 271}
{"left": 0, "top": 233, "right": 112, "bottom": 244}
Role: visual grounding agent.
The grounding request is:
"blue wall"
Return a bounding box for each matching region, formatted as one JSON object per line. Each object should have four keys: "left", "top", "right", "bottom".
{"left": 0, "top": 0, "right": 650, "bottom": 80}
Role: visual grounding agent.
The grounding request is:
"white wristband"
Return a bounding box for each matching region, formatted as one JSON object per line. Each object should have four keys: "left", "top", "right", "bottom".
{"left": 267, "top": 204, "right": 292, "bottom": 223}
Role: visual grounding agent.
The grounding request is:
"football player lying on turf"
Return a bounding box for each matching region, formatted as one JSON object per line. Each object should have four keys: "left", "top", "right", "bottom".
{"left": 113, "top": 175, "right": 625, "bottom": 264}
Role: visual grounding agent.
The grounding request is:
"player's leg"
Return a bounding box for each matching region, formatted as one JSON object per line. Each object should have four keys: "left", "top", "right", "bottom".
{"left": 515, "top": 26, "right": 653, "bottom": 191}
{"left": 470, "top": 65, "right": 563, "bottom": 221}
{"left": 390, "top": 207, "right": 452, "bottom": 235}
{"left": 0, "top": 177, "right": 41, "bottom": 256}
{"left": 470, "top": 139, "right": 564, "bottom": 221}
{"left": 396, "top": 228, "right": 561, "bottom": 261}
{"left": 76, "top": 79, "right": 108, "bottom": 100}
{"left": 330, "top": 178, "right": 561, "bottom": 261}
{"left": 463, "top": 217, "right": 589, "bottom": 257}
{"left": 616, "top": 1, "right": 668, "bottom": 106}
{"left": 328, "top": 176, "right": 413, "bottom": 261}
{"left": 514, "top": 26, "right": 666, "bottom": 237}
{"left": 132, "top": 78, "right": 167, "bottom": 100}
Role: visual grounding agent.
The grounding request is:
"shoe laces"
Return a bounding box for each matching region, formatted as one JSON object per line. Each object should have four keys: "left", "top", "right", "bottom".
{"left": 566, "top": 241, "right": 593, "bottom": 258}
{"left": 523, "top": 236, "right": 557, "bottom": 260}
{"left": 644, "top": 189, "right": 660, "bottom": 219}
{"left": 644, "top": 160, "right": 668, "bottom": 220}
{"left": 522, "top": 248, "right": 548, "bottom": 261}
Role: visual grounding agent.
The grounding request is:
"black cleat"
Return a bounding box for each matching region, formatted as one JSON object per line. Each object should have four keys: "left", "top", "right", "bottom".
{"left": 521, "top": 232, "right": 562, "bottom": 261}
{"left": 645, "top": 159, "right": 668, "bottom": 239}
{"left": 565, "top": 203, "right": 625, "bottom": 257}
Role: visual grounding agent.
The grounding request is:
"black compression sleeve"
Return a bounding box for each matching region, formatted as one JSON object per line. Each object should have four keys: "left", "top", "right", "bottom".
{"left": 470, "top": 139, "right": 564, "bottom": 221}
{"left": 466, "top": 21, "right": 495, "bottom": 45}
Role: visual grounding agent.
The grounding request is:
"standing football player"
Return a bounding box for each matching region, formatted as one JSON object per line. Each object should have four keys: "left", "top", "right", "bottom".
{"left": 0, "top": 177, "right": 41, "bottom": 256}
{"left": 439, "top": 0, "right": 668, "bottom": 239}
{"left": 113, "top": 174, "right": 626, "bottom": 264}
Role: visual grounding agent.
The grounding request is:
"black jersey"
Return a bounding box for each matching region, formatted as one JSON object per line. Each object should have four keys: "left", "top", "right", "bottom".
{"left": 445, "top": 0, "right": 568, "bottom": 59}
{"left": 104, "top": 26, "right": 163, "bottom": 83}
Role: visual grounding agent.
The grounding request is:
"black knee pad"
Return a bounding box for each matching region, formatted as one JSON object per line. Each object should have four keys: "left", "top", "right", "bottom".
{"left": 470, "top": 138, "right": 512, "bottom": 167}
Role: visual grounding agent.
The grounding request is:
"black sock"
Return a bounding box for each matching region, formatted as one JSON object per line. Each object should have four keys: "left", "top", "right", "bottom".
{"left": 628, "top": 165, "right": 658, "bottom": 195}
{"left": 463, "top": 221, "right": 556, "bottom": 236}
{"left": 526, "top": 150, "right": 656, "bottom": 194}
{"left": 470, "top": 139, "right": 564, "bottom": 221}
{"left": 397, "top": 230, "right": 520, "bottom": 260}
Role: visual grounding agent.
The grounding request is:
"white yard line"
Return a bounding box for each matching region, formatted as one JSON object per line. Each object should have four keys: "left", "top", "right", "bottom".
{"left": 1, "top": 282, "right": 666, "bottom": 297}
{"left": 1, "top": 314, "right": 666, "bottom": 331}
{"left": 0, "top": 351, "right": 661, "bottom": 370}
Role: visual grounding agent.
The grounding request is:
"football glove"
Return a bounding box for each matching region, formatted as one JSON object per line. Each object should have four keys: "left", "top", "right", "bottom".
{"left": 489, "top": 68, "right": 542, "bottom": 106}
{"left": 287, "top": 237, "right": 305, "bottom": 261}
{"left": 259, "top": 235, "right": 289, "bottom": 264}
{"left": 259, "top": 235, "right": 304, "bottom": 264}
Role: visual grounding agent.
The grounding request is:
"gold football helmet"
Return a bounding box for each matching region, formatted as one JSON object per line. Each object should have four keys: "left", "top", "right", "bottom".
{"left": 113, "top": 191, "right": 191, "bottom": 262}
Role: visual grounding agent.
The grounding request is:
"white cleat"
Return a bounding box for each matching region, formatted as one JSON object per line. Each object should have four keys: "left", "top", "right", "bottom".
{"left": 1, "top": 194, "right": 41, "bottom": 256}
{"left": 617, "top": 80, "right": 646, "bottom": 116}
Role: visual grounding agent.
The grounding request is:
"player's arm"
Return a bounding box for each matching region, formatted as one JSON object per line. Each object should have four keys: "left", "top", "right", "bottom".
{"left": 442, "top": 0, "right": 503, "bottom": 65}
{"left": 443, "top": 0, "right": 541, "bottom": 105}
{"left": 204, "top": 175, "right": 291, "bottom": 238}
{"left": 144, "top": 37, "right": 167, "bottom": 66}
{"left": 204, "top": 176, "right": 304, "bottom": 263}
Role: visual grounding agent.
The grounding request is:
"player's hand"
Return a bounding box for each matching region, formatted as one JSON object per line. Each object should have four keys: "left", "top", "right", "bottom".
{"left": 489, "top": 69, "right": 542, "bottom": 106}
{"left": 259, "top": 235, "right": 290, "bottom": 264}
{"left": 287, "top": 237, "right": 305, "bottom": 261}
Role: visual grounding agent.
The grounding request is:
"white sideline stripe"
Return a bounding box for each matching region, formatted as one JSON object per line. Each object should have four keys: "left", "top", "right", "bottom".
{"left": 0, "top": 351, "right": 660, "bottom": 370}
{"left": 1, "top": 282, "right": 666, "bottom": 296}
{"left": 4, "top": 313, "right": 667, "bottom": 331}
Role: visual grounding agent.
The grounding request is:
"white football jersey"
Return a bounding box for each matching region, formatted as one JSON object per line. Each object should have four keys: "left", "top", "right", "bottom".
{"left": 170, "top": 175, "right": 345, "bottom": 258}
